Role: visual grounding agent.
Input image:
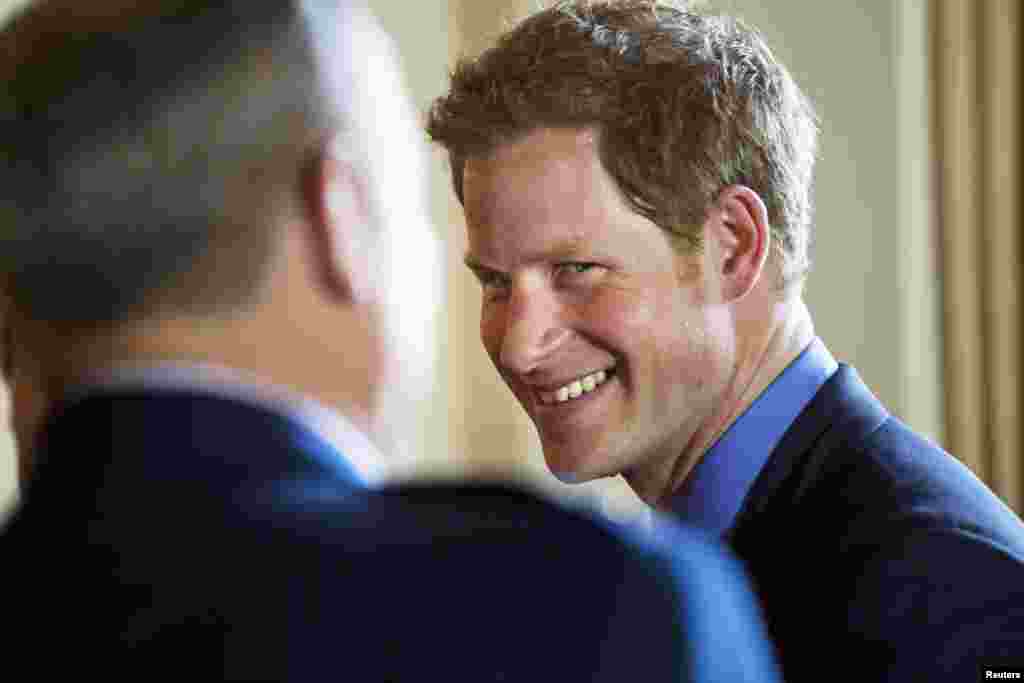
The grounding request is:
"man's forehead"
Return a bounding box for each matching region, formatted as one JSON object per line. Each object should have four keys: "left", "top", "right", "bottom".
{"left": 463, "top": 129, "right": 605, "bottom": 226}
{"left": 465, "top": 233, "right": 589, "bottom": 271}
{"left": 462, "top": 190, "right": 599, "bottom": 272}
{"left": 466, "top": 127, "right": 600, "bottom": 177}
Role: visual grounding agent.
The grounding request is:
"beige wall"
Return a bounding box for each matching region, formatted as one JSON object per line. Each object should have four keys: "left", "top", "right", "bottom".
{"left": 0, "top": 0, "right": 24, "bottom": 17}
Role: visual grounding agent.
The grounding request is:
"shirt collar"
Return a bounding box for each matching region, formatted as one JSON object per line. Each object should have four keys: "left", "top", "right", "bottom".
{"left": 667, "top": 338, "right": 838, "bottom": 536}
{"left": 70, "top": 362, "right": 386, "bottom": 486}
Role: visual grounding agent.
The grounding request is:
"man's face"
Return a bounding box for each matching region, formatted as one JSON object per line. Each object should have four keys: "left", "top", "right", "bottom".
{"left": 462, "top": 128, "right": 730, "bottom": 482}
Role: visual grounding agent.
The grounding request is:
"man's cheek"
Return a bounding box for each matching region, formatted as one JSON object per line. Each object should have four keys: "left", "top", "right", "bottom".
{"left": 479, "top": 314, "right": 504, "bottom": 364}
{"left": 588, "top": 277, "right": 684, "bottom": 338}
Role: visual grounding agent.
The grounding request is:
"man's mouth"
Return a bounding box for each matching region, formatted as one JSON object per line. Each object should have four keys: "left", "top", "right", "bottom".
{"left": 536, "top": 367, "right": 616, "bottom": 405}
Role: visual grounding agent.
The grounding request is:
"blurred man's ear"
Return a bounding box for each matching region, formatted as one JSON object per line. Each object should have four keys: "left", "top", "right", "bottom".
{"left": 300, "top": 147, "right": 377, "bottom": 307}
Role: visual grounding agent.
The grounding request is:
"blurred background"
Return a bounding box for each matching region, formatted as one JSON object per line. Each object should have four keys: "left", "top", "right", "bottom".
{"left": 1, "top": 0, "right": 1019, "bottom": 520}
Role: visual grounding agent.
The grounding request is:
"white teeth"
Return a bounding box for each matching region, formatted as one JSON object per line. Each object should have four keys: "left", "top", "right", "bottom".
{"left": 567, "top": 380, "right": 583, "bottom": 398}
{"left": 541, "top": 368, "right": 612, "bottom": 404}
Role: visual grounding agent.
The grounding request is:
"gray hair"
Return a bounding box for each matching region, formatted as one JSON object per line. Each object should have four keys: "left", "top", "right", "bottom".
{"left": 0, "top": 1, "right": 346, "bottom": 330}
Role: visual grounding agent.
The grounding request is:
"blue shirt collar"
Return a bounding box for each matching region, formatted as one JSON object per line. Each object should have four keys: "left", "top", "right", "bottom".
{"left": 666, "top": 338, "right": 838, "bottom": 536}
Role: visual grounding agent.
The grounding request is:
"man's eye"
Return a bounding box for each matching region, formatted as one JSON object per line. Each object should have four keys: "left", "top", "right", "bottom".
{"left": 479, "top": 272, "right": 508, "bottom": 287}
{"left": 555, "top": 262, "right": 602, "bottom": 281}
{"left": 475, "top": 271, "right": 511, "bottom": 299}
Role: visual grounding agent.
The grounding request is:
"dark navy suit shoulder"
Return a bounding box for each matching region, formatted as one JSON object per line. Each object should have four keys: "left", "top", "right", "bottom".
{"left": 6, "top": 390, "right": 782, "bottom": 682}
{"left": 730, "top": 364, "right": 1024, "bottom": 682}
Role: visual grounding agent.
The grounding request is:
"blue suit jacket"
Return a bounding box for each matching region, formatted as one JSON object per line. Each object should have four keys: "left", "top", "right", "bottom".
{"left": 4, "top": 389, "right": 781, "bottom": 681}
{"left": 729, "top": 365, "right": 1024, "bottom": 681}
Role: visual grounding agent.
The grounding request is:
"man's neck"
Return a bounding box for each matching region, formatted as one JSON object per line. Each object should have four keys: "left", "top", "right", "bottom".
{"left": 625, "top": 297, "right": 816, "bottom": 507}
{"left": 34, "top": 307, "right": 378, "bottom": 437}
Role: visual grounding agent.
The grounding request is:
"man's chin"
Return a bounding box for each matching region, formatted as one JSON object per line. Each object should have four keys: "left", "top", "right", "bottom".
{"left": 551, "top": 469, "right": 585, "bottom": 484}
{"left": 540, "top": 437, "right": 631, "bottom": 486}
{"left": 544, "top": 452, "right": 612, "bottom": 485}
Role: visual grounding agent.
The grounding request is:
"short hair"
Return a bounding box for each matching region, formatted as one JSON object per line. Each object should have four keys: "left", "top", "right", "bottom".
{"left": 0, "top": 1, "right": 339, "bottom": 331}
{"left": 427, "top": 0, "right": 819, "bottom": 286}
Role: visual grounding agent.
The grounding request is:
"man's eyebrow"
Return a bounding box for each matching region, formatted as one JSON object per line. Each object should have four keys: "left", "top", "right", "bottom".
{"left": 542, "top": 239, "right": 587, "bottom": 261}
{"left": 464, "top": 240, "right": 588, "bottom": 273}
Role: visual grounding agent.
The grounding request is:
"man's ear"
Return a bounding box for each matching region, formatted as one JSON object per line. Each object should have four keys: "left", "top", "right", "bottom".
{"left": 300, "top": 148, "right": 375, "bottom": 305}
{"left": 705, "top": 185, "right": 771, "bottom": 302}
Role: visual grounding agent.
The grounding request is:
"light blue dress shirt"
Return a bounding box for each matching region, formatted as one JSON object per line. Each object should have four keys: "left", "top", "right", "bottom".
{"left": 668, "top": 338, "right": 838, "bottom": 536}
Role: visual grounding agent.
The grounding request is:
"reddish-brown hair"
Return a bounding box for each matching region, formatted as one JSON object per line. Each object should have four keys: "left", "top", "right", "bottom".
{"left": 427, "top": 0, "right": 818, "bottom": 285}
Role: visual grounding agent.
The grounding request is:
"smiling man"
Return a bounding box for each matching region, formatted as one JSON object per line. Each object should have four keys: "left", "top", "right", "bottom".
{"left": 429, "top": 1, "right": 1024, "bottom": 681}
{"left": 460, "top": 126, "right": 769, "bottom": 494}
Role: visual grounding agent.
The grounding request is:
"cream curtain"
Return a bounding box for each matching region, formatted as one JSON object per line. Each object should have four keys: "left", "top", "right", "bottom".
{"left": 933, "top": 0, "right": 1022, "bottom": 512}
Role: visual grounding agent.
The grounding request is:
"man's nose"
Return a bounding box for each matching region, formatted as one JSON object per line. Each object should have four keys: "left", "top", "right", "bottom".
{"left": 498, "top": 288, "right": 570, "bottom": 375}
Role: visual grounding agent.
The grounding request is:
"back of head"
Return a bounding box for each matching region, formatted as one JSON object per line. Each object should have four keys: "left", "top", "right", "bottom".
{"left": 0, "top": 0, "right": 334, "bottom": 331}
{"left": 428, "top": 0, "right": 819, "bottom": 287}
{"left": 0, "top": 0, "right": 440, "bottom": 452}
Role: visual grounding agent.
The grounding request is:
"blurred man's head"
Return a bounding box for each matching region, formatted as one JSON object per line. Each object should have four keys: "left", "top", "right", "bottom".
{"left": 0, "top": 0, "right": 439, "bottom": 455}
{"left": 428, "top": 0, "right": 817, "bottom": 498}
